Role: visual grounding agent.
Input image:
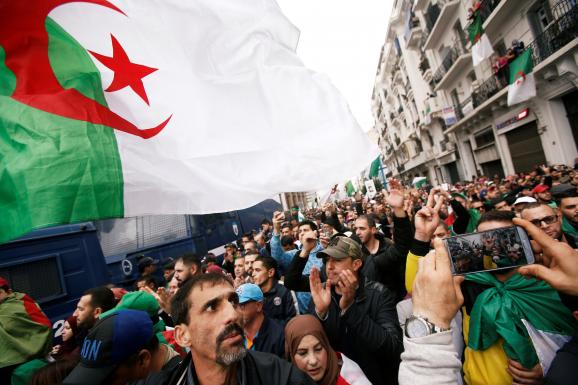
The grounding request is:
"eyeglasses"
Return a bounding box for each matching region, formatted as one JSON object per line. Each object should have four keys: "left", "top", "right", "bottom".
{"left": 529, "top": 215, "right": 558, "bottom": 227}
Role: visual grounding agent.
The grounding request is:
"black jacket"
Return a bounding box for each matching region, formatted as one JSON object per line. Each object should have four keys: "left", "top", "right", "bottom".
{"left": 263, "top": 281, "right": 297, "bottom": 325}
{"left": 360, "top": 215, "right": 413, "bottom": 302}
{"left": 285, "top": 256, "right": 402, "bottom": 385}
{"left": 252, "top": 316, "right": 285, "bottom": 358}
{"left": 138, "top": 350, "right": 315, "bottom": 385}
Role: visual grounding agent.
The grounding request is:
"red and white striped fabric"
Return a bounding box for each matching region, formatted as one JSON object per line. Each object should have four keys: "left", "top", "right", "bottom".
{"left": 336, "top": 352, "right": 372, "bottom": 385}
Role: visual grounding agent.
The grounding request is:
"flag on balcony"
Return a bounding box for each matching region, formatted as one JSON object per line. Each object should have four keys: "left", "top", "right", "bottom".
{"left": 468, "top": 15, "right": 494, "bottom": 67}
{"left": 368, "top": 156, "right": 381, "bottom": 178}
{"left": 507, "top": 49, "right": 536, "bottom": 106}
{"left": 345, "top": 181, "right": 356, "bottom": 196}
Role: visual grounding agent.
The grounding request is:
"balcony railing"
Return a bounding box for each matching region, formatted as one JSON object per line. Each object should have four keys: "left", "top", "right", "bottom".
{"left": 465, "top": 0, "right": 502, "bottom": 31}
{"left": 527, "top": 0, "right": 578, "bottom": 67}
{"left": 432, "top": 44, "right": 465, "bottom": 87}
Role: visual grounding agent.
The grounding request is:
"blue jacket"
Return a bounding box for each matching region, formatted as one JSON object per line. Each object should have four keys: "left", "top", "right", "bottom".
{"left": 270, "top": 233, "right": 323, "bottom": 312}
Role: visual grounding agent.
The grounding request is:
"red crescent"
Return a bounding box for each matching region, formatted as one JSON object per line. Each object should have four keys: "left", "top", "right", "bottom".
{"left": 0, "top": 0, "right": 171, "bottom": 139}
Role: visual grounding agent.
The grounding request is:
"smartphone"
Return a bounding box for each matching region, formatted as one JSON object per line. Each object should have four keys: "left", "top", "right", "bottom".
{"left": 444, "top": 225, "right": 535, "bottom": 275}
{"left": 440, "top": 183, "right": 450, "bottom": 191}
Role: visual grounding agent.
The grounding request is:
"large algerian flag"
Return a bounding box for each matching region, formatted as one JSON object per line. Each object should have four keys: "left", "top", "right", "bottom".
{"left": 0, "top": 0, "right": 378, "bottom": 243}
{"left": 468, "top": 15, "right": 493, "bottom": 67}
{"left": 508, "top": 48, "right": 536, "bottom": 106}
{"left": 368, "top": 156, "right": 381, "bottom": 179}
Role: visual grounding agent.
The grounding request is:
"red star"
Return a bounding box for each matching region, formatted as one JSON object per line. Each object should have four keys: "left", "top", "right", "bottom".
{"left": 89, "top": 34, "right": 157, "bottom": 105}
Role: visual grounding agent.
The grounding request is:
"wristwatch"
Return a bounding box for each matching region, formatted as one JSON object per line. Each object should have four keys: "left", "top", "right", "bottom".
{"left": 405, "top": 315, "right": 450, "bottom": 338}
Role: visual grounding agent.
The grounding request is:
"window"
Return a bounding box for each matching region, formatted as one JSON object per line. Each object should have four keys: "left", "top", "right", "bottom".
{"left": 95, "top": 215, "right": 190, "bottom": 257}
{"left": 474, "top": 128, "right": 495, "bottom": 148}
{"left": 0, "top": 257, "right": 63, "bottom": 303}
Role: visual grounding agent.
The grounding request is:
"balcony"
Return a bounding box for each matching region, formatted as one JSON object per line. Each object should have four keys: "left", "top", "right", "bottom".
{"left": 424, "top": 0, "right": 461, "bottom": 51}
{"left": 432, "top": 45, "right": 472, "bottom": 90}
{"left": 406, "top": 18, "right": 424, "bottom": 49}
{"left": 528, "top": 0, "right": 578, "bottom": 68}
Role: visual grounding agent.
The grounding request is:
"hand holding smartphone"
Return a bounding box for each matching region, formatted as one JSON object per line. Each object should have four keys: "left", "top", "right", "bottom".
{"left": 444, "top": 226, "right": 535, "bottom": 275}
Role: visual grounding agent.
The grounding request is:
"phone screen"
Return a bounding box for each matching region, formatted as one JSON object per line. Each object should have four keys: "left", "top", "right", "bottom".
{"left": 444, "top": 225, "right": 535, "bottom": 275}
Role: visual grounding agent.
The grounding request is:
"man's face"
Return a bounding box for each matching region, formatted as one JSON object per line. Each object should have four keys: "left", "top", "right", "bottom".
{"left": 261, "top": 223, "right": 271, "bottom": 233}
{"left": 254, "top": 234, "right": 266, "bottom": 248}
{"left": 281, "top": 226, "right": 291, "bottom": 238}
{"left": 238, "top": 301, "right": 261, "bottom": 327}
{"left": 324, "top": 256, "right": 361, "bottom": 283}
{"left": 241, "top": 236, "right": 251, "bottom": 246}
{"left": 537, "top": 191, "right": 552, "bottom": 202}
{"left": 244, "top": 242, "right": 258, "bottom": 255}
{"left": 251, "top": 261, "right": 272, "bottom": 287}
{"left": 337, "top": 213, "right": 345, "bottom": 224}
{"left": 521, "top": 206, "right": 561, "bottom": 240}
{"left": 145, "top": 264, "right": 156, "bottom": 275}
{"left": 432, "top": 224, "right": 451, "bottom": 241}
{"left": 560, "top": 197, "right": 578, "bottom": 223}
{"left": 175, "top": 283, "right": 246, "bottom": 366}
{"left": 298, "top": 224, "right": 316, "bottom": 244}
{"left": 354, "top": 218, "right": 375, "bottom": 245}
{"left": 73, "top": 294, "right": 97, "bottom": 329}
{"left": 174, "top": 261, "right": 192, "bottom": 286}
{"left": 168, "top": 277, "right": 179, "bottom": 296}
{"left": 163, "top": 268, "right": 173, "bottom": 281}
{"left": 292, "top": 226, "right": 299, "bottom": 240}
{"left": 494, "top": 201, "right": 511, "bottom": 211}
{"left": 244, "top": 254, "right": 257, "bottom": 275}
{"left": 234, "top": 258, "right": 245, "bottom": 278}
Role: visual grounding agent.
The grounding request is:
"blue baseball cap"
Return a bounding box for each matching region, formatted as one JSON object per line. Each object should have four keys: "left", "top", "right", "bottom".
{"left": 236, "top": 283, "right": 264, "bottom": 304}
{"left": 62, "top": 309, "right": 153, "bottom": 385}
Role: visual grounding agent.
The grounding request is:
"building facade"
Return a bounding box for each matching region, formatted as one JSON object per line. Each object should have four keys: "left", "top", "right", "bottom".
{"left": 372, "top": 0, "right": 578, "bottom": 184}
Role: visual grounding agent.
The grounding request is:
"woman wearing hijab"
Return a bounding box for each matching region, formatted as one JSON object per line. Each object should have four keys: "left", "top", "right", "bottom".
{"left": 285, "top": 315, "right": 371, "bottom": 385}
{"left": 50, "top": 315, "right": 80, "bottom": 360}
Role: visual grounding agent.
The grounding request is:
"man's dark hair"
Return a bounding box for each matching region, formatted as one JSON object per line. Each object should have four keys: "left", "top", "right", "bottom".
{"left": 176, "top": 252, "right": 202, "bottom": 269}
{"left": 164, "top": 261, "right": 175, "bottom": 271}
{"left": 281, "top": 235, "right": 295, "bottom": 248}
{"left": 298, "top": 220, "right": 318, "bottom": 232}
{"left": 357, "top": 214, "right": 377, "bottom": 228}
{"left": 477, "top": 210, "right": 516, "bottom": 227}
{"left": 121, "top": 334, "right": 160, "bottom": 368}
{"left": 261, "top": 218, "right": 272, "bottom": 225}
{"left": 520, "top": 202, "right": 555, "bottom": 213}
{"left": 242, "top": 232, "right": 254, "bottom": 241}
{"left": 136, "top": 276, "right": 158, "bottom": 291}
{"left": 171, "top": 273, "right": 234, "bottom": 325}
{"left": 83, "top": 286, "right": 116, "bottom": 313}
{"left": 254, "top": 256, "right": 278, "bottom": 277}
{"left": 280, "top": 222, "right": 291, "bottom": 230}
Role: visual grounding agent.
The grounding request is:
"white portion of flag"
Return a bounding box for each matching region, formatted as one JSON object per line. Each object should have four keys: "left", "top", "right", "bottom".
{"left": 50, "top": 0, "right": 378, "bottom": 215}
{"left": 507, "top": 73, "right": 536, "bottom": 106}
{"left": 471, "top": 34, "right": 494, "bottom": 67}
{"left": 521, "top": 319, "right": 572, "bottom": 375}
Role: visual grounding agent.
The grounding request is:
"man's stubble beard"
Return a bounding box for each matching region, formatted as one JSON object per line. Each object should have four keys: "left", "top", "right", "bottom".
{"left": 215, "top": 323, "right": 247, "bottom": 366}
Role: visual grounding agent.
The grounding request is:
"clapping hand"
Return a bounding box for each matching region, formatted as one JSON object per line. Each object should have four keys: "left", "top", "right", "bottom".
{"left": 310, "top": 267, "right": 331, "bottom": 319}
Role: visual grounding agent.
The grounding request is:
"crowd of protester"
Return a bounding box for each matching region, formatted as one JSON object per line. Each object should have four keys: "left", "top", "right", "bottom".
{"left": 2, "top": 162, "right": 578, "bottom": 385}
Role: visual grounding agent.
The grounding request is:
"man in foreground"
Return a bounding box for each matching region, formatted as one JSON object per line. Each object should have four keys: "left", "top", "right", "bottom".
{"left": 148, "top": 273, "right": 315, "bottom": 385}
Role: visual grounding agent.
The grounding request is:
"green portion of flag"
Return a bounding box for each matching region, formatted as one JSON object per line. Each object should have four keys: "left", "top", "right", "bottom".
{"left": 346, "top": 180, "right": 355, "bottom": 196}
{"left": 468, "top": 15, "right": 483, "bottom": 44}
{"left": 369, "top": 156, "right": 381, "bottom": 179}
{"left": 509, "top": 48, "right": 534, "bottom": 84}
{"left": 0, "top": 18, "right": 124, "bottom": 243}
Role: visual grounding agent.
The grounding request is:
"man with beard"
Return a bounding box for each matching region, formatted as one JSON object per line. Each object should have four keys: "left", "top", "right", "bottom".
{"left": 143, "top": 273, "right": 314, "bottom": 385}
{"left": 173, "top": 253, "right": 202, "bottom": 287}
{"left": 520, "top": 203, "right": 566, "bottom": 243}
{"left": 73, "top": 286, "right": 116, "bottom": 331}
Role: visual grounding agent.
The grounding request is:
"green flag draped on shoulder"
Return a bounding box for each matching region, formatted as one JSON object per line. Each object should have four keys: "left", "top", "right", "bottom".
{"left": 465, "top": 272, "right": 577, "bottom": 369}
{"left": 468, "top": 15, "right": 493, "bottom": 66}
{"left": 508, "top": 48, "right": 536, "bottom": 106}
{"left": 0, "top": 0, "right": 379, "bottom": 243}
{"left": 0, "top": 292, "right": 52, "bottom": 368}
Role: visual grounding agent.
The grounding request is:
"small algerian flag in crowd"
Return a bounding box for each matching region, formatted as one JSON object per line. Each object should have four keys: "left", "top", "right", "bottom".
{"left": 368, "top": 156, "right": 381, "bottom": 179}
{"left": 468, "top": 15, "right": 494, "bottom": 67}
{"left": 346, "top": 181, "right": 356, "bottom": 196}
{"left": 0, "top": 0, "right": 379, "bottom": 243}
{"left": 507, "top": 49, "right": 536, "bottom": 106}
